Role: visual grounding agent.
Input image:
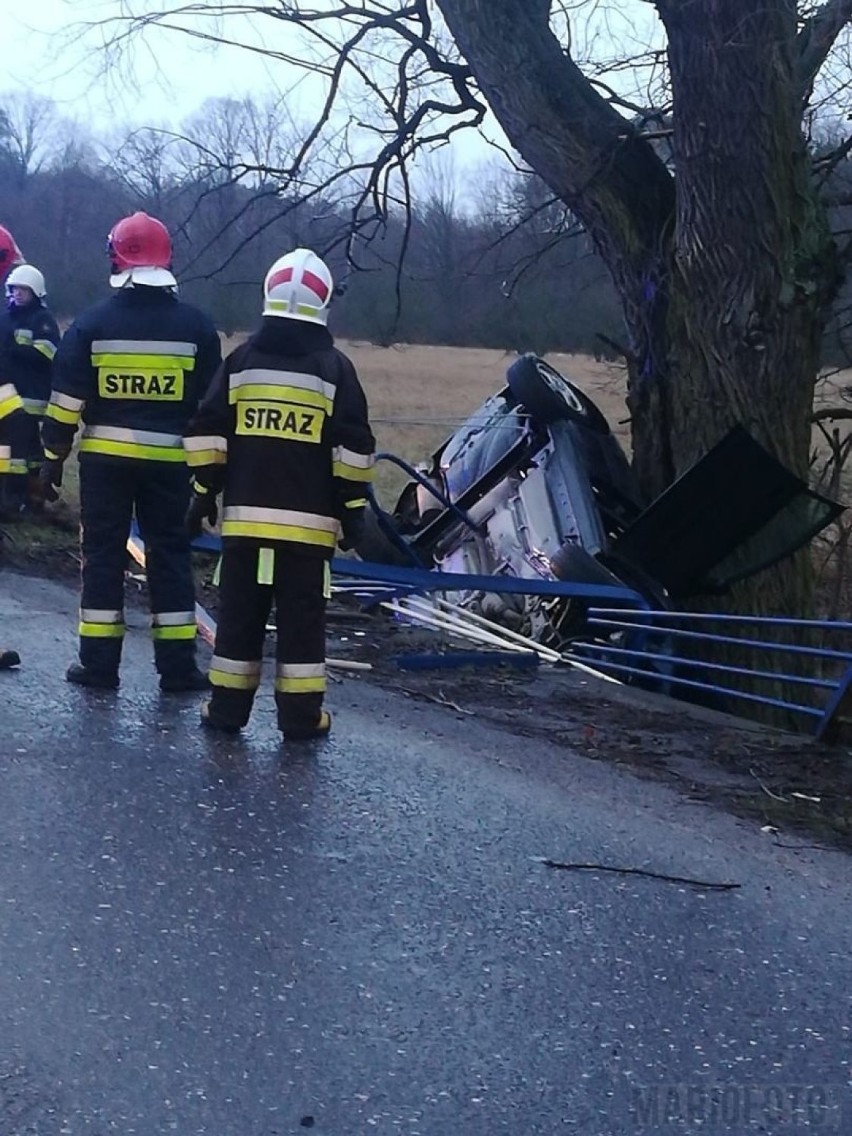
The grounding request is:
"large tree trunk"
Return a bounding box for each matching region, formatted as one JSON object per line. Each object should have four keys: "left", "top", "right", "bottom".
{"left": 660, "top": 0, "right": 840, "bottom": 616}
{"left": 439, "top": 0, "right": 842, "bottom": 618}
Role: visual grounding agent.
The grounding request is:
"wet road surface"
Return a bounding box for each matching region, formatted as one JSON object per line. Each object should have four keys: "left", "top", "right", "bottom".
{"left": 1, "top": 572, "right": 850, "bottom": 1134}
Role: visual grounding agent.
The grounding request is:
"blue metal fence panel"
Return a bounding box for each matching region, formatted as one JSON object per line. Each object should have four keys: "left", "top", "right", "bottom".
{"left": 572, "top": 608, "right": 852, "bottom": 739}
{"left": 330, "top": 557, "right": 649, "bottom": 607}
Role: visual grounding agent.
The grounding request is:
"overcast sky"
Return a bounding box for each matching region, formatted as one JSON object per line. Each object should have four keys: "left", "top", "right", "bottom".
{"left": 6, "top": 1, "right": 664, "bottom": 122}
{"left": 6, "top": 1, "right": 290, "bottom": 129}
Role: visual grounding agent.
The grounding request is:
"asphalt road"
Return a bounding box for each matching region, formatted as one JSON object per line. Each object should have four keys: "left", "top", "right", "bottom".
{"left": 1, "top": 571, "right": 850, "bottom": 1135}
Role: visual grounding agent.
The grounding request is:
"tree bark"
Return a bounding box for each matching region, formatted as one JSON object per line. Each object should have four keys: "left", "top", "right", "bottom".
{"left": 660, "top": 0, "right": 841, "bottom": 615}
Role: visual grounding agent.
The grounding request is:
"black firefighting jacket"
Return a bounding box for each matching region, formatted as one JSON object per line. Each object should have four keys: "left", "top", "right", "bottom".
{"left": 0, "top": 298, "right": 60, "bottom": 474}
{"left": 183, "top": 319, "right": 375, "bottom": 558}
{"left": 42, "top": 286, "right": 221, "bottom": 465}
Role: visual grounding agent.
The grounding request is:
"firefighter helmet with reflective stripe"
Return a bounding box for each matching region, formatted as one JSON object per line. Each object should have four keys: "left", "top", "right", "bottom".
{"left": 107, "top": 211, "right": 176, "bottom": 289}
{"left": 0, "top": 225, "right": 24, "bottom": 280}
{"left": 263, "top": 248, "right": 333, "bottom": 324}
{"left": 6, "top": 264, "right": 46, "bottom": 299}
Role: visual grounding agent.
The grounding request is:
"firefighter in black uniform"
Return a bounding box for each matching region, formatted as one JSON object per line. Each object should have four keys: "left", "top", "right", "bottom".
{"left": 0, "top": 264, "right": 60, "bottom": 516}
{"left": 0, "top": 224, "right": 26, "bottom": 670}
{"left": 41, "top": 212, "right": 222, "bottom": 690}
{"left": 183, "top": 248, "right": 375, "bottom": 739}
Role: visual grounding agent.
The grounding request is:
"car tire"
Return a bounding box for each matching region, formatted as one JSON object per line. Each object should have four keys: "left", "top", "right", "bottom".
{"left": 506, "top": 354, "right": 611, "bottom": 433}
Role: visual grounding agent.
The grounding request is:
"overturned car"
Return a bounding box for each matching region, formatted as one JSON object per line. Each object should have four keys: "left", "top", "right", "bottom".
{"left": 354, "top": 354, "right": 841, "bottom": 648}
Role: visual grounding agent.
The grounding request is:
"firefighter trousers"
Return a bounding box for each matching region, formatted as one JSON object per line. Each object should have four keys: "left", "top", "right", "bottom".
{"left": 207, "top": 543, "right": 329, "bottom": 733}
{"left": 0, "top": 411, "right": 40, "bottom": 515}
{"left": 78, "top": 459, "right": 198, "bottom": 679}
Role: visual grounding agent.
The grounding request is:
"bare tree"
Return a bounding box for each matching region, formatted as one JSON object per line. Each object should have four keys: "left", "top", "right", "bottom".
{"left": 181, "top": 98, "right": 255, "bottom": 188}
{"left": 169, "top": 96, "right": 322, "bottom": 283}
{"left": 236, "top": 94, "right": 305, "bottom": 188}
{"left": 407, "top": 150, "right": 469, "bottom": 341}
{"left": 91, "top": 0, "right": 852, "bottom": 617}
{"left": 0, "top": 92, "right": 62, "bottom": 185}
{"left": 110, "top": 124, "right": 187, "bottom": 211}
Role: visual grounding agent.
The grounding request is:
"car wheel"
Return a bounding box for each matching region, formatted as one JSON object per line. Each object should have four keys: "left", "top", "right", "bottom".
{"left": 506, "top": 354, "right": 610, "bottom": 433}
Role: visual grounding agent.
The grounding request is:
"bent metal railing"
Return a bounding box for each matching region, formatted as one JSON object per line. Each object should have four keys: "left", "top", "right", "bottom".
{"left": 329, "top": 555, "right": 648, "bottom": 610}
{"left": 569, "top": 609, "right": 852, "bottom": 742}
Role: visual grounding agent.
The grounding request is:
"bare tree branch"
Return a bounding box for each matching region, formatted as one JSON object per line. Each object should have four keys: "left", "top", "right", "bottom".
{"left": 798, "top": 0, "right": 852, "bottom": 96}
{"left": 812, "top": 405, "right": 852, "bottom": 421}
{"left": 88, "top": 1, "right": 487, "bottom": 257}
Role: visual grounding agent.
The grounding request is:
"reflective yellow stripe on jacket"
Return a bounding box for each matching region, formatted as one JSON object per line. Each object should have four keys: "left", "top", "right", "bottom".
{"left": 91, "top": 339, "right": 198, "bottom": 371}
{"left": 80, "top": 425, "right": 186, "bottom": 462}
{"left": 184, "top": 434, "right": 228, "bottom": 467}
{"left": 332, "top": 445, "right": 375, "bottom": 483}
{"left": 91, "top": 339, "right": 198, "bottom": 403}
{"left": 228, "top": 368, "right": 335, "bottom": 413}
{"left": 221, "top": 505, "right": 338, "bottom": 549}
{"left": 0, "top": 382, "right": 23, "bottom": 421}
{"left": 44, "top": 390, "right": 84, "bottom": 427}
{"left": 33, "top": 339, "right": 58, "bottom": 360}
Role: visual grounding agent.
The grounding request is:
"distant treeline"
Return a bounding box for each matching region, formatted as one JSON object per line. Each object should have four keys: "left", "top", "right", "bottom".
{"left": 0, "top": 92, "right": 849, "bottom": 366}
{"left": 0, "top": 163, "right": 624, "bottom": 356}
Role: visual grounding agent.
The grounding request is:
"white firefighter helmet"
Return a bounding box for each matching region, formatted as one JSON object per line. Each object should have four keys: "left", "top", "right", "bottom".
{"left": 5, "top": 263, "right": 46, "bottom": 299}
{"left": 263, "top": 248, "right": 333, "bottom": 323}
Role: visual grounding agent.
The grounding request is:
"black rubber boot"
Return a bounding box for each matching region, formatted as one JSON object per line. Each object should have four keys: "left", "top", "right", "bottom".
{"left": 0, "top": 650, "right": 21, "bottom": 670}
{"left": 66, "top": 662, "right": 119, "bottom": 690}
{"left": 200, "top": 700, "right": 242, "bottom": 734}
{"left": 160, "top": 666, "right": 210, "bottom": 693}
{"left": 280, "top": 710, "right": 332, "bottom": 742}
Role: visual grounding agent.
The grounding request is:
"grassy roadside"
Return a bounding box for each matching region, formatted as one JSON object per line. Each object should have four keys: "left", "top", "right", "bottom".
{"left": 0, "top": 506, "right": 81, "bottom": 582}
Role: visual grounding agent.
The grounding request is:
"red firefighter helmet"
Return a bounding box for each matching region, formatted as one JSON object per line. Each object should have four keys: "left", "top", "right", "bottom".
{"left": 0, "top": 225, "right": 24, "bottom": 281}
{"left": 107, "top": 212, "right": 176, "bottom": 288}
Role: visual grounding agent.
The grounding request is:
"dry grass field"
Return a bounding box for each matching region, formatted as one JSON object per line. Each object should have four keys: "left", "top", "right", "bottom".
{"left": 343, "top": 339, "right": 632, "bottom": 449}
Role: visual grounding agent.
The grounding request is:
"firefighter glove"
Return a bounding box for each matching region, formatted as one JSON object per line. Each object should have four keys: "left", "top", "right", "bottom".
{"left": 185, "top": 493, "right": 218, "bottom": 538}
{"left": 38, "top": 458, "right": 64, "bottom": 502}
{"left": 339, "top": 510, "right": 366, "bottom": 552}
